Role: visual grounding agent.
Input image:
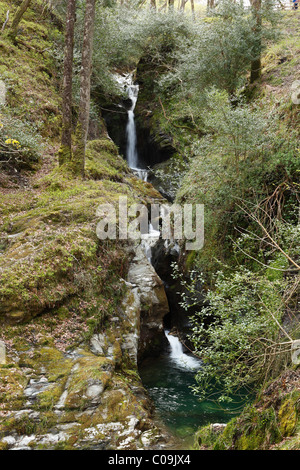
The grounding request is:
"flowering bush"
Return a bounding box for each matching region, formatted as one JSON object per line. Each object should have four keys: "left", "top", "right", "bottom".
{"left": 0, "top": 112, "right": 43, "bottom": 171}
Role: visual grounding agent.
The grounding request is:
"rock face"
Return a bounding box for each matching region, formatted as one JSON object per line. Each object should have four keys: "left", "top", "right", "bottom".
{"left": 0, "top": 134, "right": 174, "bottom": 450}
{"left": 0, "top": 319, "right": 172, "bottom": 450}
{"left": 0, "top": 242, "right": 174, "bottom": 451}
{"left": 127, "top": 244, "right": 170, "bottom": 362}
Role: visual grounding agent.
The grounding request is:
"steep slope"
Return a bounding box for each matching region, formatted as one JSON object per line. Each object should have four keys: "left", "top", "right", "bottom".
{"left": 0, "top": 1, "right": 174, "bottom": 450}
{"left": 190, "top": 11, "right": 300, "bottom": 451}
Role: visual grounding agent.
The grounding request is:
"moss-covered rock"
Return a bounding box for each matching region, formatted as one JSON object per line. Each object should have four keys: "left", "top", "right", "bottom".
{"left": 85, "top": 138, "right": 130, "bottom": 181}
{"left": 278, "top": 394, "right": 298, "bottom": 437}
{"left": 0, "top": 129, "right": 171, "bottom": 449}
{"left": 194, "top": 371, "right": 300, "bottom": 451}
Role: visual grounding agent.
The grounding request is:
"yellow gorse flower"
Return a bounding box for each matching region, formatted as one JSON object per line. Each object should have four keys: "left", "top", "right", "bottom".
{"left": 4, "top": 138, "right": 21, "bottom": 149}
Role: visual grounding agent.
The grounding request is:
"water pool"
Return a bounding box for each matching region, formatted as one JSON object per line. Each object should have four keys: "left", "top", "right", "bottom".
{"left": 139, "top": 331, "right": 243, "bottom": 447}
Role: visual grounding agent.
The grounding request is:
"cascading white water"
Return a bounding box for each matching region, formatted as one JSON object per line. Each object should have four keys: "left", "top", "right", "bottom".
{"left": 113, "top": 73, "right": 149, "bottom": 181}
{"left": 124, "top": 78, "right": 149, "bottom": 182}
{"left": 126, "top": 84, "right": 139, "bottom": 169}
{"left": 140, "top": 223, "right": 160, "bottom": 264}
{"left": 164, "top": 330, "right": 201, "bottom": 370}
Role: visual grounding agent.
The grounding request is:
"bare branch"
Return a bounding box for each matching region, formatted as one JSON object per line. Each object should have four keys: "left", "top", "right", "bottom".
{"left": 1, "top": 10, "right": 9, "bottom": 33}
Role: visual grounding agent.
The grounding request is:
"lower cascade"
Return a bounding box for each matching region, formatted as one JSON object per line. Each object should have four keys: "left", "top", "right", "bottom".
{"left": 164, "top": 330, "right": 201, "bottom": 371}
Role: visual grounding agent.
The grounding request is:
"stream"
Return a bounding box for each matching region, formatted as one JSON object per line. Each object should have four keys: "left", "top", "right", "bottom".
{"left": 139, "top": 331, "right": 243, "bottom": 447}
{"left": 114, "top": 72, "right": 242, "bottom": 447}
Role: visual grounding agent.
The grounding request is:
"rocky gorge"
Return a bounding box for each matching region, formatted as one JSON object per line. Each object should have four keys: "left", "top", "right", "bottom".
{"left": 0, "top": 145, "right": 178, "bottom": 450}
{"left": 0, "top": 9, "right": 184, "bottom": 446}
{"left": 0, "top": 0, "right": 299, "bottom": 453}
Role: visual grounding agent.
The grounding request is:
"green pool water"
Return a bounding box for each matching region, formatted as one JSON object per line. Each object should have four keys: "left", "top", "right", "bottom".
{"left": 138, "top": 332, "right": 244, "bottom": 446}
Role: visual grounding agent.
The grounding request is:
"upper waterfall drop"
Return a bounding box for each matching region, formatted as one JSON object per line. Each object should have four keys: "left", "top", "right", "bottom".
{"left": 113, "top": 72, "right": 148, "bottom": 182}
{"left": 126, "top": 83, "right": 139, "bottom": 169}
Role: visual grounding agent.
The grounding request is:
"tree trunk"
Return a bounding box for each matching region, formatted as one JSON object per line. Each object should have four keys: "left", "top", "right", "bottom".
{"left": 250, "top": 0, "right": 262, "bottom": 84}
{"left": 72, "top": 0, "right": 96, "bottom": 176}
{"left": 59, "top": 0, "right": 76, "bottom": 166}
{"left": 180, "top": 0, "right": 188, "bottom": 10}
{"left": 150, "top": 0, "right": 156, "bottom": 10}
{"left": 169, "top": 0, "right": 175, "bottom": 10}
{"left": 8, "top": 0, "right": 31, "bottom": 41}
{"left": 191, "top": 0, "right": 195, "bottom": 18}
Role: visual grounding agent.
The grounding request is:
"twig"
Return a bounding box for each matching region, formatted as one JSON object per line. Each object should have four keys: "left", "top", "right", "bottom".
{"left": 232, "top": 241, "right": 299, "bottom": 272}
{"left": 237, "top": 203, "right": 300, "bottom": 271}
{"left": 158, "top": 96, "right": 196, "bottom": 132}
{"left": 1, "top": 10, "right": 9, "bottom": 32}
{"left": 258, "top": 294, "right": 293, "bottom": 342}
{"left": 15, "top": 38, "right": 50, "bottom": 55}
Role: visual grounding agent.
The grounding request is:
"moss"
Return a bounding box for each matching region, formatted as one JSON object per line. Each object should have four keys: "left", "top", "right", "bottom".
{"left": 235, "top": 431, "right": 265, "bottom": 450}
{"left": 1, "top": 410, "right": 57, "bottom": 437}
{"left": 0, "top": 441, "right": 9, "bottom": 450}
{"left": 0, "top": 165, "right": 135, "bottom": 324}
{"left": 36, "top": 384, "right": 65, "bottom": 410}
{"left": 185, "top": 251, "right": 196, "bottom": 271}
{"left": 100, "top": 385, "right": 141, "bottom": 425}
{"left": 278, "top": 395, "right": 299, "bottom": 437}
{"left": 0, "top": 365, "right": 27, "bottom": 409}
{"left": 0, "top": 2, "right": 62, "bottom": 135}
{"left": 58, "top": 144, "right": 72, "bottom": 167}
{"left": 194, "top": 424, "right": 221, "bottom": 449}
{"left": 275, "top": 425, "right": 300, "bottom": 450}
{"left": 31, "top": 347, "right": 73, "bottom": 382}
{"left": 85, "top": 138, "right": 129, "bottom": 181}
{"left": 3, "top": 413, "right": 36, "bottom": 436}
{"left": 196, "top": 387, "right": 300, "bottom": 450}
{"left": 64, "top": 352, "right": 112, "bottom": 410}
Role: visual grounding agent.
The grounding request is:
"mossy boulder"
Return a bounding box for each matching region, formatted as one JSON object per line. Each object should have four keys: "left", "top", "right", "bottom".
{"left": 85, "top": 138, "right": 130, "bottom": 181}
{"left": 194, "top": 371, "right": 300, "bottom": 450}
{"left": 278, "top": 395, "right": 298, "bottom": 437}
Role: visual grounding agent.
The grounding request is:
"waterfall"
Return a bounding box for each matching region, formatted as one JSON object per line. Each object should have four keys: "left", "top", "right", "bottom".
{"left": 124, "top": 76, "right": 149, "bottom": 182}
{"left": 113, "top": 72, "right": 149, "bottom": 181}
{"left": 140, "top": 223, "right": 160, "bottom": 264}
{"left": 164, "top": 330, "right": 201, "bottom": 371}
{"left": 126, "top": 84, "right": 139, "bottom": 169}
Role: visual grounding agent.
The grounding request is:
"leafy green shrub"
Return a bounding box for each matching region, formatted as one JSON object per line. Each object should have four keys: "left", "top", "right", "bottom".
{"left": 188, "top": 267, "right": 288, "bottom": 403}
{"left": 173, "top": 212, "right": 300, "bottom": 404}
{"left": 158, "top": 0, "right": 278, "bottom": 97}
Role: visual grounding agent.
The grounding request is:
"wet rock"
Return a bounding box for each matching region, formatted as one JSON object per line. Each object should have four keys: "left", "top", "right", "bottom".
{"left": 291, "top": 340, "right": 300, "bottom": 365}
{"left": 85, "top": 381, "right": 105, "bottom": 401}
{"left": 127, "top": 244, "right": 169, "bottom": 361}
{"left": 89, "top": 333, "right": 106, "bottom": 356}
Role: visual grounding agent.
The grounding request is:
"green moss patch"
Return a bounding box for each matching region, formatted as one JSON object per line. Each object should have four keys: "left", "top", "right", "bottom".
{"left": 85, "top": 138, "right": 130, "bottom": 181}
